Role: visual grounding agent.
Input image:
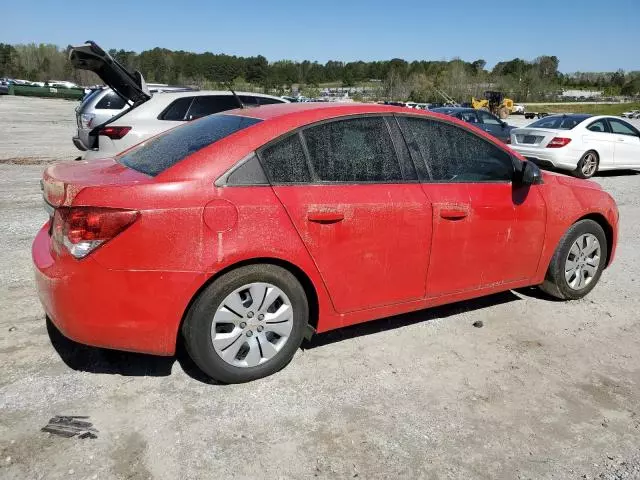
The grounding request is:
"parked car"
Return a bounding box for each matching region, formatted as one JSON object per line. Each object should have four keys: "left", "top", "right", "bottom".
{"left": 34, "top": 102, "right": 619, "bottom": 383}
{"left": 0, "top": 80, "right": 9, "bottom": 95}
{"left": 431, "top": 107, "right": 515, "bottom": 143}
{"left": 510, "top": 114, "right": 640, "bottom": 178}
{"left": 69, "top": 42, "right": 287, "bottom": 159}
{"left": 512, "top": 104, "right": 525, "bottom": 114}
{"left": 621, "top": 110, "right": 640, "bottom": 118}
{"left": 72, "top": 84, "right": 199, "bottom": 152}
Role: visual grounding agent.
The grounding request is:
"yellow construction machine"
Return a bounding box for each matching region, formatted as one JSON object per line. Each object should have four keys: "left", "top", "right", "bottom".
{"left": 472, "top": 91, "right": 514, "bottom": 119}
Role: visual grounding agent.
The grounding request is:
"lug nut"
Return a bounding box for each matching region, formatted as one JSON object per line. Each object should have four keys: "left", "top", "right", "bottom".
{"left": 239, "top": 322, "right": 247, "bottom": 328}
{"left": 247, "top": 311, "right": 254, "bottom": 318}
{"left": 257, "top": 326, "right": 264, "bottom": 332}
{"left": 258, "top": 314, "right": 264, "bottom": 321}
{"left": 246, "top": 331, "right": 253, "bottom": 337}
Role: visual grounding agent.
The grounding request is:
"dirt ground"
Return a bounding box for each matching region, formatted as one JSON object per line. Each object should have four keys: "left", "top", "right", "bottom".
{"left": 1, "top": 96, "right": 640, "bottom": 480}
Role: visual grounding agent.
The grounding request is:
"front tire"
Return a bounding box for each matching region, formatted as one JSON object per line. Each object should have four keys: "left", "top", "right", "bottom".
{"left": 574, "top": 151, "right": 599, "bottom": 179}
{"left": 539, "top": 219, "right": 608, "bottom": 300}
{"left": 182, "top": 265, "right": 308, "bottom": 383}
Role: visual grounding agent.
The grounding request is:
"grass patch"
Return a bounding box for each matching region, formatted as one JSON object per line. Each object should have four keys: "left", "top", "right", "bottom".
{"left": 523, "top": 103, "right": 640, "bottom": 115}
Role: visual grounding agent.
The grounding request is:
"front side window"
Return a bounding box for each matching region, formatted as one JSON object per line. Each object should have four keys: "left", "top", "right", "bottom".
{"left": 119, "top": 114, "right": 261, "bottom": 176}
{"left": 186, "top": 95, "right": 241, "bottom": 120}
{"left": 399, "top": 116, "right": 514, "bottom": 182}
{"left": 257, "top": 96, "right": 285, "bottom": 105}
{"left": 302, "top": 117, "right": 402, "bottom": 182}
{"left": 609, "top": 119, "right": 639, "bottom": 137}
{"left": 159, "top": 96, "right": 194, "bottom": 121}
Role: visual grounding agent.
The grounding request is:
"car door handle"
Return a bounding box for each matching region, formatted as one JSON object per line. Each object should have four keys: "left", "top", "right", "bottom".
{"left": 307, "top": 212, "right": 344, "bottom": 224}
{"left": 617, "top": 138, "right": 625, "bottom": 142}
{"left": 439, "top": 207, "right": 469, "bottom": 220}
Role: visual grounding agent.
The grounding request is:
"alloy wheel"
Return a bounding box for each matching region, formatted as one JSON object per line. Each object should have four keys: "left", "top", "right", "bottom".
{"left": 211, "top": 282, "right": 293, "bottom": 367}
{"left": 581, "top": 153, "right": 598, "bottom": 177}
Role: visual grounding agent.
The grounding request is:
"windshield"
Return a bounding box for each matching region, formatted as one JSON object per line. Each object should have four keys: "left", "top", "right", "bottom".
{"left": 528, "top": 115, "right": 591, "bottom": 130}
{"left": 119, "top": 114, "right": 262, "bottom": 176}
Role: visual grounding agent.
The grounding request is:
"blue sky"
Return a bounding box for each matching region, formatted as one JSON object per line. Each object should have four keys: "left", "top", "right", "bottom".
{"left": 4, "top": 0, "right": 639, "bottom": 72}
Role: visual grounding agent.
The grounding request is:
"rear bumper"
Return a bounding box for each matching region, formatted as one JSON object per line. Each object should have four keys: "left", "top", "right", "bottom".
{"left": 72, "top": 136, "right": 88, "bottom": 151}
{"left": 32, "top": 224, "right": 205, "bottom": 356}
{"left": 511, "top": 146, "right": 579, "bottom": 170}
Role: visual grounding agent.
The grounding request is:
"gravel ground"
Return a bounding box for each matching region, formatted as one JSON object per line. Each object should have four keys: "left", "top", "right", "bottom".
{"left": 1, "top": 97, "right": 640, "bottom": 479}
{"left": 0, "top": 95, "right": 79, "bottom": 163}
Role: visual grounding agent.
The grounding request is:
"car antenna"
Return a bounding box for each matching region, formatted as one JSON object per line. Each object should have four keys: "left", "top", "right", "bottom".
{"left": 225, "top": 82, "right": 245, "bottom": 109}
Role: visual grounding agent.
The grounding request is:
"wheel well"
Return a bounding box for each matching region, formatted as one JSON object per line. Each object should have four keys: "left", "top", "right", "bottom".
{"left": 577, "top": 213, "right": 613, "bottom": 267}
{"left": 177, "top": 258, "right": 320, "bottom": 345}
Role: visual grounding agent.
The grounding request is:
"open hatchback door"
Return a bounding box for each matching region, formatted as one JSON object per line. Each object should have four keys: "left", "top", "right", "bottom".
{"left": 69, "top": 41, "right": 151, "bottom": 105}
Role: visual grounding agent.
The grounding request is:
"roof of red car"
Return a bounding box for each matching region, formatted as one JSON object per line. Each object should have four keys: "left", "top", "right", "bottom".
{"left": 232, "top": 102, "right": 413, "bottom": 120}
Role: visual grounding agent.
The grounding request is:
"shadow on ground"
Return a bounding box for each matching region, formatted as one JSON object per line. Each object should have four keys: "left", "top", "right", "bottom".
{"left": 47, "top": 290, "right": 522, "bottom": 383}
{"left": 302, "top": 290, "right": 520, "bottom": 349}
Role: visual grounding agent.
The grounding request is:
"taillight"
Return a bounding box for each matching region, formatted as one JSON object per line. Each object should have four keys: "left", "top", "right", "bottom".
{"left": 80, "top": 113, "right": 95, "bottom": 128}
{"left": 99, "top": 126, "right": 131, "bottom": 140}
{"left": 51, "top": 207, "right": 138, "bottom": 259}
{"left": 546, "top": 137, "right": 572, "bottom": 148}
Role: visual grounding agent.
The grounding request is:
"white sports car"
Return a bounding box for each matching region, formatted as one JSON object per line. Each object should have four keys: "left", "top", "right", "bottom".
{"left": 510, "top": 114, "right": 640, "bottom": 178}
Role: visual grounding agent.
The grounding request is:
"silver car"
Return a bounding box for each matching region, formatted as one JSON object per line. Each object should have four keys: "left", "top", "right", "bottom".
{"left": 73, "top": 84, "right": 195, "bottom": 151}
{"left": 69, "top": 42, "right": 287, "bottom": 158}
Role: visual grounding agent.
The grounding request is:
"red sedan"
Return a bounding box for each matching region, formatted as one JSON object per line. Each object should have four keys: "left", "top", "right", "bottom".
{"left": 33, "top": 103, "right": 619, "bottom": 383}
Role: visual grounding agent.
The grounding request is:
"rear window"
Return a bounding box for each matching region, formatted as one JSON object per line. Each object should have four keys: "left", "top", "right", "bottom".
{"left": 119, "top": 114, "right": 262, "bottom": 176}
{"left": 528, "top": 115, "right": 590, "bottom": 130}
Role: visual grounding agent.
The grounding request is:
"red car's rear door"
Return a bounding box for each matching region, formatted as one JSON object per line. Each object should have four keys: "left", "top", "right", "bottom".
{"left": 258, "top": 116, "right": 433, "bottom": 314}
{"left": 397, "top": 115, "right": 546, "bottom": 296}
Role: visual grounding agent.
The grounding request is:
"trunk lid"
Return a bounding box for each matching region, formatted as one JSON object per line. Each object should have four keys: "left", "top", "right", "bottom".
{"left": 43, "top": 158, "right": 152, "bottom": 207}
{"left": 69, "top": 41, "right": 151, "bottom": 105}
{"left": 510, "top": 128, "right": 562, "bottom": 148}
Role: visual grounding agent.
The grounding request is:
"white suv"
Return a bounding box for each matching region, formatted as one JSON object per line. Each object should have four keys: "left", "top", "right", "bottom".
{"left": 70, "top": 42, "right": 288, "bottom": 160}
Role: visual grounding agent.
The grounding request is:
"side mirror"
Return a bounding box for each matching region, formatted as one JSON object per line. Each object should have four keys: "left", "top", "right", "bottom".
{"left": 520, "top": 160, "right": 542, "bottom": 186}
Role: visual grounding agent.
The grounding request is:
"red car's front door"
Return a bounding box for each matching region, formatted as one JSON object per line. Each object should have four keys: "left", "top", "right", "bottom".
{"left": 397, "top": 115, "right": 546, "bottom": 297}
{"left": 258, "top": 116, "right": 433, "bottom": 313}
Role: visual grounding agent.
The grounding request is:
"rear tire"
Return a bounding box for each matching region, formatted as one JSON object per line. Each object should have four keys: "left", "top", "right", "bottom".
{"left": 574, "top": 151, "right": 599, "bottom": 179}
{"left": 182, "top": 265, "right": 308, "bottom": 383}
{"left": 539, "top": 219, "right": 607, "bottom": 300}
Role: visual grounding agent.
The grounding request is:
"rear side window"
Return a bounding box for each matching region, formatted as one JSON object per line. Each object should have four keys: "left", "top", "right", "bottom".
{"left": 399, "top": 116, "right": 513, "bottom": 182}
{"left": 259, "top": 133, "right": 311, "bottom": 184}
{"left": 79, "top": 88, "right": 102, "bottom": 110}
{"left": 303, "top": 117, "right": 402, "bottom": 182}
{"left": 95, "top": 92, "right": 127, "bottom": 110}
{"left": 160, "top": 97, "right": 194, "bottom": 121}
{"left": 459, "top": 111, "right": 479, "bottom": 124}
{"left": 587, "top": 119, "right": 608, "bottom": 133}
{"left": 186, "top": 95, "right": 241, "bottom": 120}
{"left": 119, "top": 114, "right": 261, "bottom": 176}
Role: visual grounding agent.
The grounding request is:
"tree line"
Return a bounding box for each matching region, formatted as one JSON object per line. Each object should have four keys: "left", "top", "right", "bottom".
{"left": 1, "top": 42, "right": 639, "bottom": 102}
